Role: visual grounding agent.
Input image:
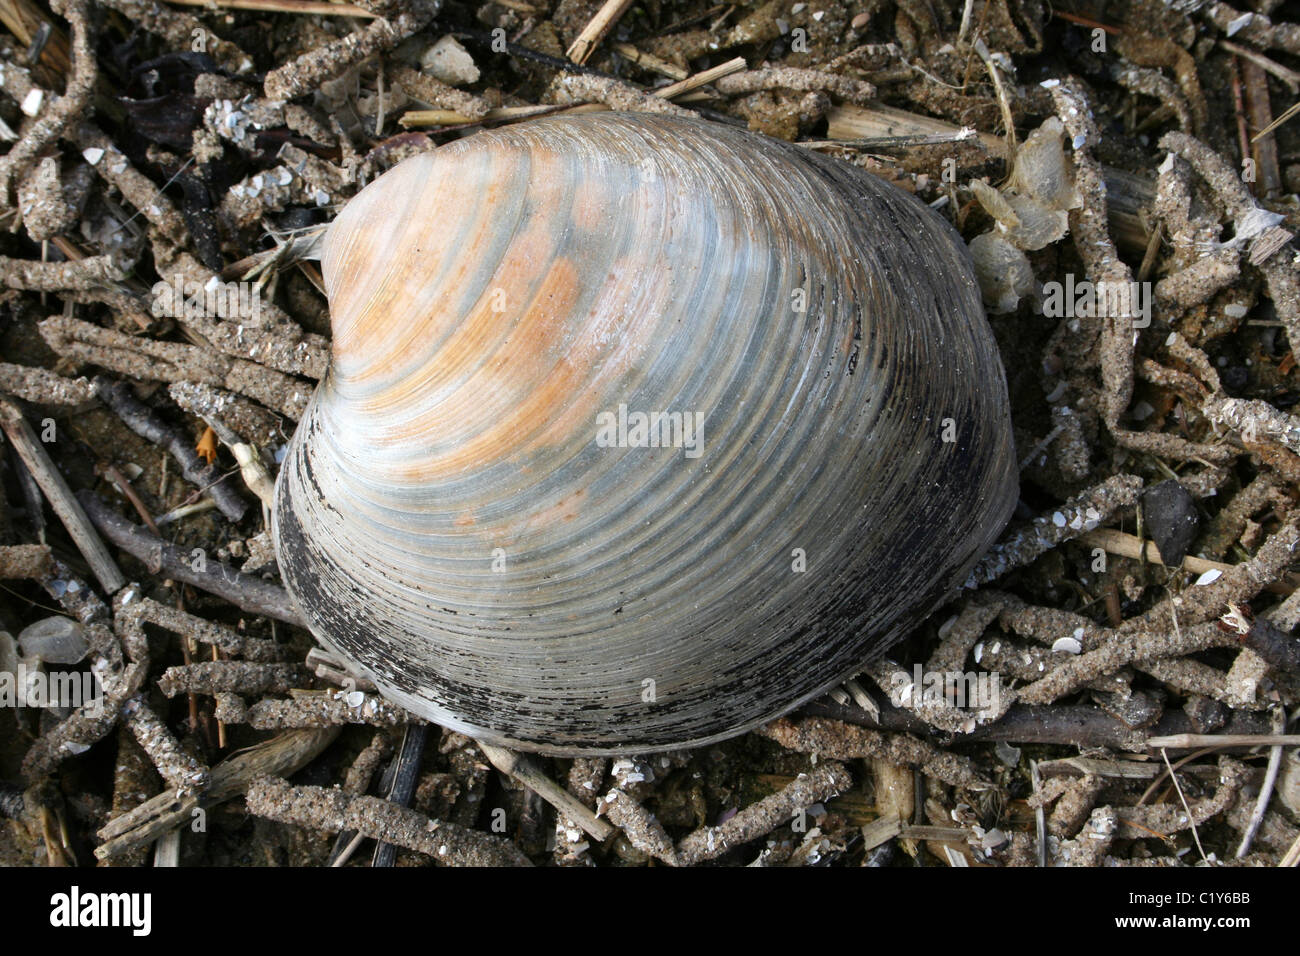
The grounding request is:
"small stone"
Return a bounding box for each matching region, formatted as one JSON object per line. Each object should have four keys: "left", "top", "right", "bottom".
{"left": 20, "top": 88, "right": 43, "bottom": 116}
{"left": 1093, "top": 689, "right": 1164, "bottom": 729}
{"left": 1141, "top": 479, "right": 1198, "bottom": 567}
{"left": 419, "top": 35, "right": 479, "bottom": 86}
{"left": 1183, "top": 694, "right": 1227, "bottom": 733}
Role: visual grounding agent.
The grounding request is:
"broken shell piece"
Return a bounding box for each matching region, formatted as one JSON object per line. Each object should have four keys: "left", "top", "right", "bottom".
{"left": 17, "top": 616, "right": 88, "bottom": 665}
{"left": 1009, "top": 118, "right": 1084, "bottom": 212}
{"left": 970, "top": 233, "right": 1035, "bottom": 314}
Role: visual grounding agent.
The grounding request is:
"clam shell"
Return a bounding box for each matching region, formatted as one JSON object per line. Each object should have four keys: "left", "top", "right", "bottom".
{"left": 273, "top": 112, "right": 1017, "bottom": 755}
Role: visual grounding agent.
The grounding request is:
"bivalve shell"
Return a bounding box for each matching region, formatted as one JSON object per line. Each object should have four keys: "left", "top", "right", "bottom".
{"left": 272, "top": 112, "right": 1017, "bottom": 754}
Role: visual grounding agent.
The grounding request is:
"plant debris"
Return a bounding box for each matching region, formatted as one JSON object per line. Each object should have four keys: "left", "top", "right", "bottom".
{"left": 2, "top": 0, "right": 1300, "bottom": 869}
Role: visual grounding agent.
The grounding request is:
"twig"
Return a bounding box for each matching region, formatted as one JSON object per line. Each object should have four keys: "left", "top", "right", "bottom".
{"left": 1281, "top": 832, "right": 1300, "bottom": 867}
{"left": 801, "top": 699, "right": 1272, "bottom": 751}
{"left": 1250, "top": 100, "right": 1300, "bottom": 142}
{"left": 1115, "top": 65, "right": 1193, "bottom": 132}
{"left": 1016, "top": 622, "right": 1239, "bottom": 706}
{"left": 477, "top": 741, "right": 613, "bottom": 842}
{"left": 263, "top": 1, "right": 437, "bottom": 100}
{"left": 122, "top": 695, "right": 211, "bottom": 794}
{"left": 390, "top": 66, "right": 489, "bottom": 121}
{"left": 372, "top": 724, "right": 427, "bottom": 867}
{"left": 964, "top": 474, "right": 1143, "bottom": 588}
{"left": 168, "top": 382, "right": 286, "bottom": 449}
{"left": 0, "top": 0, "right": 94, "bottom": 203}
{"left": 549, "top": 73, "right": 693, "bottom": 116}
{"left": 675, "top": 762, "right": 853, "bottom": 865}
{"left": 1118, "top": 516, "right": 1300, "bottom": 637}
{"left": 93, "top": 376, "right": 248, "bottom": 521}
{"left": 329, "top": 730, "right": 392, "bottom": 866}
{"left": 1236, "top": 614, "right": 1300, "bottom": 672}
{"left": 1201, "top": 2, "right": 1300, "bottom": 56}
{"left": 0, "top": 0, "right": 72, "bottom": 83}
{"left": 1205, "top": 395, "right": 1300, "bottom": 457}
{"left": 1081, "top": 528, "right": 1237, "bottom": 578}
{"left": 101, "top": 463, "right": 159, "bottom": 535}
{"left": 1115, "top": 31, "right": 1208, "bottom": 134}
{"left": 1160, "top": 131, "right": 1300, "bottom": 348}
{"left": 1047, "top": 79, "right": 1138, "bottom": 433}
{"left": 73, "top": 124, "right": 188, "bottom": 245}
{"left": 0, "top": 543, "right": 53, "bottom": 578}
{"left": 957, "top": 0, "right": 975, "bottom": 43}
{"left": 238, "top": 692, "right": 410, "bottom": 728}
{"left": 21, "top": 573, "right": 145, "bottom": 779}
{"left": 567, "top": 0, "right": 636, "bottom": 64}
{"left": 78, "top": 491, "right": 303, "bottom": 625}
{"left": 39, "top": 805, "right": 74, "bottom": 866}
{"left": 166, "top": 0, "right": 374, "bottom": 14}
{"left": 184, "top": 409, "right": 276, "bottom": 511}
{"left": 653, "top": 56, "right": 746, "bottom": 100}
{"left": 757, "top": 717, "right": 987, "bottom": 789}
{"left": 972, "top": 38, "right": 1016, "bottom": 160}
{"left": 0, "top": 253, "right": 126, "bottom": 290}
{"left": 95, "top": 728, "right": 338, "bottom": 859}
{"left": 155, "top": 499, "right": 218, "bottom": 526}
{"left": 611, "top": 42, "right": 688, "bottom": 80}
{"left": 1030, "top": 760, "right": 1047, "bottom": 866}
{"left": 1220, "top": 39, "right": 1300, "bottom": 92}
{"left": 599, "top": 789, "right": 677, "bottom": 865}
{"left": 1237, "top": 708, "right": 1287, "bottom": 857}
{"left": 1147, "top": 733, "right": 1300, "bottom": 748}
{"left": 0, "top": 363, "right": 96, "bottom": 406}
{"left": 1241, "top": 59, "right": 1283, "bottom": 197}
{"left": 712, "top": 67, "right": 874, "bottom": 105}
{"left": 123, "top": 599, "right": 282, "bottom": 663}
{"left": 0, "top": 396, "right": 125, "bottom": 594}
{"left": 157, "top": 662, "right": 307, "bottom": 697}
{"left": 246, "top": 776, "right": 532, "bottom": 866}
{"left": 1159, "top": 747, "right": 1206, "bottom": 861}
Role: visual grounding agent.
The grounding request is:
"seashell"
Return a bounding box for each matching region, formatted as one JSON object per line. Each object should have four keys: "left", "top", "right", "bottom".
{"left": 17, "top": 616, "right": 88, "bottom": 665}
{"left": 272, "top": 112, "right": 1017, "bottom": 755}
